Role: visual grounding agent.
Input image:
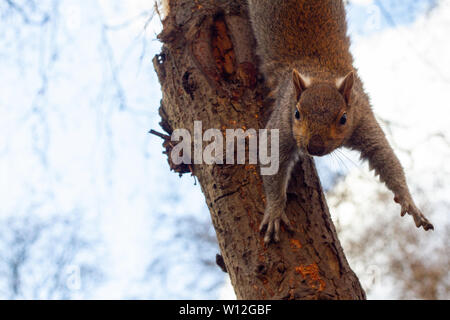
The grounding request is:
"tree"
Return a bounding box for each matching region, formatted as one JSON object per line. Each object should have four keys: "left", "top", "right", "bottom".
{"left": 0, "top": 213, "right": 102, "bottom": 299}
{"left": 152, "top": 0, "right": 365, "bottom": 300}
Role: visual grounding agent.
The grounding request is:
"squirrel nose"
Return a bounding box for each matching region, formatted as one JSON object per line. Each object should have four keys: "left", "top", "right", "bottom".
{"left": 307, "top": 135, "right": 326, "bottom": 156}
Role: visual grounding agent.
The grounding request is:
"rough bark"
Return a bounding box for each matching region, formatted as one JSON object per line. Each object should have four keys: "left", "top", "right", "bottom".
{"left": 153, "top": 0, "right": 366, "bottom": 300}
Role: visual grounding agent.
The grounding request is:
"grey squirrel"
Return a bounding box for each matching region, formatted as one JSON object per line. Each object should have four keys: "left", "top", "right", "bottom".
{"left": 247, "top": 0, "right": 434, "bottom": 243}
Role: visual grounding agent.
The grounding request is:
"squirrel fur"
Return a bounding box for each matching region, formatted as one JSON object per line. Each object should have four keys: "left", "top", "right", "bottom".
{"left": 247, "top": 0, "right": 434, "bottom": 243}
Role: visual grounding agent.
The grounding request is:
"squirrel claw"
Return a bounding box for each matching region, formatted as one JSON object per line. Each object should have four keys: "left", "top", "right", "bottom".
{"left": 260, "top": 211, "right": 290, "bottom": 244}
{"left": 398, "top": 199, "right": 434, "bottom": 231}
{"left": 413, "top": 211, "right": 434, "bottom": 231}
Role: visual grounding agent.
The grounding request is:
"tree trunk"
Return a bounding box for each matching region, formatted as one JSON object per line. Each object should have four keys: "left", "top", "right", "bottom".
{"left": 153, "top": 0, "right": 366, "bottom": 300}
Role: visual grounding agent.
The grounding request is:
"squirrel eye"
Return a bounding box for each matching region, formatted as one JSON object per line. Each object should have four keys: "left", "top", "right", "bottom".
{"left": 295, "top": 110, "right": 301, "bottom": 120}
{"left": 340, "top": 113, "right": 347, "bottom": 125}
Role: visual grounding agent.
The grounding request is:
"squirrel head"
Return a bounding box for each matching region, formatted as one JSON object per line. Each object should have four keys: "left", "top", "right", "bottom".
{"left": 291, "top": 69, "right": 355, "bottom": 157}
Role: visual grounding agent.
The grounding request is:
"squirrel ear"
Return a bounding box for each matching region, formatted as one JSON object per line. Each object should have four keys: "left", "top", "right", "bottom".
{"left": 292, "top": 69, "right": 310, "bottom": 100}
{"left": 337, "top": 71, "right": 354, "bottom": 104}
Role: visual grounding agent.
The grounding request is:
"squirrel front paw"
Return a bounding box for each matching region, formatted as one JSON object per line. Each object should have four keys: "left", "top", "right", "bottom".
{"left": 259, "top": 209, "right": 291, "bottom": 244}
{"left": 395, "top": 196, "right": 434, "bottom": 231}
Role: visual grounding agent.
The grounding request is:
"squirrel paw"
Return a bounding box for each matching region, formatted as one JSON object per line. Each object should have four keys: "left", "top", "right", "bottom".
{"left": 395, "top": 197, "right": 434, "bottom": 231}
{"left": 259, "top": 210, "right": 290, "bottom": 244}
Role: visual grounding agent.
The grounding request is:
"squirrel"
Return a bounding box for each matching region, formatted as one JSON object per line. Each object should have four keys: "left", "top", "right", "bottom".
{"left": 247, "top": 0, "right": 434, "bottom": 244}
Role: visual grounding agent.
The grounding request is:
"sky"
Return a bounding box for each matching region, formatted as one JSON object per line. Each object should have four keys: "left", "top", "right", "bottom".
{"left": 0, "top": 0, "right": 447, "bottom": 299}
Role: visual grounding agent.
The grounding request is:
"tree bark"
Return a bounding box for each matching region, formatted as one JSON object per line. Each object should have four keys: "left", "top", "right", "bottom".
{"left": 153, "top": 0, "right": 366, "bottom": 300}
